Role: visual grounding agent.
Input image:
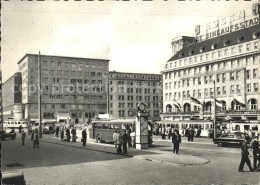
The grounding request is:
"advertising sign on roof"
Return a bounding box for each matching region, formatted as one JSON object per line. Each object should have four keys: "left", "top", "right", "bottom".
{"left": 195, "top": 4, "right": 259, "bottom": 42}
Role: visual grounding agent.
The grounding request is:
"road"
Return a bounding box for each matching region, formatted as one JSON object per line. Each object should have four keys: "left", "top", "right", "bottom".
{"left": 2, "top": 134, "right": 260, "bottom": 185}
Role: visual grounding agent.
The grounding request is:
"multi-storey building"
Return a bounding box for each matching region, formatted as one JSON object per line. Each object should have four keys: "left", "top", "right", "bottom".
{"left": 108, "top": 71, "right": 163, "bottom": 120}
{"left": 161, "top": 5, "right": 260, "bottom": 132}
{"left": 2, "top": 72, "right": 23, "bottom": 121}
{"left": 17, "top": 54, "right": 109, "bottom": 124}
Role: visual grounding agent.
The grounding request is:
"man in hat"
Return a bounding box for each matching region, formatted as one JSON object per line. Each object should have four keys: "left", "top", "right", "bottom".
{"left": 172, "top": 129, "right": 181, "bottom": 154}
{"left": 238, "top": 135, "right": 253, "bottom": 172}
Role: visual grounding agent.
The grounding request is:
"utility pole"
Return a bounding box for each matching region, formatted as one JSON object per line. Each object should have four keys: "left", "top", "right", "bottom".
{"left": 213, "top": 80, "right": 217, "bottom": 139}
{"left": 38, "top": 52, "right": 42, "bottom": 138}
{"left": 106, "top": 74, "right": 110, "bottom": 117}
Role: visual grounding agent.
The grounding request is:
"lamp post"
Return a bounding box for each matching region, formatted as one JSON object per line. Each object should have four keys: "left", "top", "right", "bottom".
{"left": 213, "top": 80, "right": 217, "bottom": 139}
{"left": 38, "top": 52, "right": 42, "bottom": 138}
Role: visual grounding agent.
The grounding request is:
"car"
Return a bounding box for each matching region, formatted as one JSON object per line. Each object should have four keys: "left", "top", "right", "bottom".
{"left": 2, "top": 171, "right": 26, "bottom": 185}
{"left": 213, "top": 132, "right": 247, "bottom": 147}
{"left": 0, "top": 130, "right": 16, "bottom": 140}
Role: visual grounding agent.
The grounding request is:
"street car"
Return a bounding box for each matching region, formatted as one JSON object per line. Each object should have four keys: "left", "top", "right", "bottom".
{"left": 0, "top": 130, "right": 16, "bottom": 140}
{"left": 213, "top": 132, "right": 246, "bottom": 147}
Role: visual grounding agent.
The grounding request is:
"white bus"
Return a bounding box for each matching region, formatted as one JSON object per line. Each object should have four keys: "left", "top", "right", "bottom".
{"left": 3, "top": 120, "right": 28, "bottom": 129}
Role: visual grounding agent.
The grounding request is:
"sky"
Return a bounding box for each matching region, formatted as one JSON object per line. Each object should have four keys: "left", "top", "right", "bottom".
{"left": 1, "top": 1, "right": 257, "bottom": 82}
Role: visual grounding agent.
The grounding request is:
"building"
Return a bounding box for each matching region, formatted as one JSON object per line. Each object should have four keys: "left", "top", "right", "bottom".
{"left": 108, "top": 71, "right": 163, "bottom": 121}
{"left": 17, "top": 54, "right": 109, "bottom": 124}
{"left": 161, "top": 4, "right": 260, "bottom": 132}
{"left": 2, "top": 72, "right": 23, "bottom": 121}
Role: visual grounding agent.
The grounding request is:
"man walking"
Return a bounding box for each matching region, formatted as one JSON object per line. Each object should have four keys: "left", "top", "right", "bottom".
{"left": 251, "top": 136, "right": 260, "bottom": 170}
{"left": 122, "top": 130, "right": 128, "bottom": 154}
{"left": 238, "top": 136, "right": 253, "bottom": 172}
{"left": 71, "top": 127, "right": 76, "bottom": 142}
{"left": 21, "top": 130, "right": 26, "bottom": 146}
{"left": 172, "top": 129, "right": 181, "bottom": 154}
{"left": 82, "top": 128, "right": 87, "bottom": 147}
{"left": 33, "top": 129, "right": 40, "bottom": 148}
{"left": 19, "top": 125, "right": 22, "bottom": 134}
{"left": 113, "top": 130, "right": 118, "bottom": 149}
{"left": 161, "top": 125, "right": 166, "bottom": 140}
{"left": 55, "top": 126, "right": 59, "bottom": 138}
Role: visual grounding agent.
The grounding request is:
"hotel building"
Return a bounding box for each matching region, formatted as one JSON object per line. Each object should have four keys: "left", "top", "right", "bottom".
{"left": 108, "top": 71, "right": 163, "bottom": 121}
{"left": 161, "top": 5, "right": 260, "bottom": 132}
{"left": 17, "top": 54, "right": 109, "bottom": 124}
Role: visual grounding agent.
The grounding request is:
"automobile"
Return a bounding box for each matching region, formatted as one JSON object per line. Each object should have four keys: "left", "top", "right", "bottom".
{"left": 43, "top": 122, "right": 55, "bottom": 134}
{"left": 0, "top": 130, "right": 16, "bottom": 140}
{"left": 2, "top": 171, "right": 26, "bottom": 185}
{"left": 213, "top": 132, "right": 246, "bottom": 147}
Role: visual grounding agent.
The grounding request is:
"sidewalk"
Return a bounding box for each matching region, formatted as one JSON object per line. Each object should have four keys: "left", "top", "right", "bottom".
{"left": 41, "top": 135, "right": 210, "bottom": 166}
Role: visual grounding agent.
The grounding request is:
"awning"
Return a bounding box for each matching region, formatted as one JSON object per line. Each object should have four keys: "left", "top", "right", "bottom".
{"left": 57, "top": 113, "right": 71, "bottom": 121}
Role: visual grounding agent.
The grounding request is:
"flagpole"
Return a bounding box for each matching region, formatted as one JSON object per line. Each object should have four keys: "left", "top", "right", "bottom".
{"left": 213, "top": 80, "right": 216, "bottom": 139}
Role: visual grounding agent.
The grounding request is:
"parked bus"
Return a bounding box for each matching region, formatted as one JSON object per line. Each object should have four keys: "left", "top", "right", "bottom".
{"left": 3, "top": 120, "right": 28, "bottom": 129}
{"left": 89, "top": 119, "right": 135, "bottom": 143}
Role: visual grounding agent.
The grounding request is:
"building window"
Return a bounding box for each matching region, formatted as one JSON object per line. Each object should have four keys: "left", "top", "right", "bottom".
{"left": 231, "top": 47, "right": 236, "bottom": 54}
{"left": 237, "top": 36, "right": 244, "bottom": 43}
{"left": 206, "top": 54, "right": 209, "bottom": 60}
{"left": 224, "top": 49, "right": 228, "bottom": 56}
{"left": 246, "top": 57, "right": 251, "bottom": 66}
{"left": 253, "top": 56, "right": 257, "bottom": 65}
{"left": 222, "top": 86, "right": 226, "bottom": 95}
{"left": 217, "top": 87, "right": 221, "bottom": 96}
{"left": 187, "top": 91, "right": 190, "bottom": 98}
{"left": 204, "top": 89, "right": 208, "bottom": 97}
{"left": 236, "top": 71, "right": 240, "bottom": 80}
{"left": 216, "top": 74, "right": 220, "bottom": 83}
{"left": 198, "top": 89, "right": 201, "bottom": 97}
{"left": 254, "top": 41, "right": 259, "bottom": 50}
{"left": 238, "top": 45, "right": 243, "bottom": 53}
{"left": 230, "top": 72, "right": 235, "bottom": 81}
{"left": 246, "top": 70, "right": 250, "bottom": 79}
{"left": 236, "top": 85, "right": 241, "bottom": 95}
{"left": 246, "top": 84, "right": 251, "bottom": 93}
{"left": 237, "top": 59, "right": 241, "bottom": 67}
{"left": 200, "top": 47, "right": 205, "bottom": 53}
{"left": 183, "top": 91, "right": 186, "bottom": 99}
{"left": 218, "top": 51, "right": 222, "bottom": 58}
{"left": 230, "top": 85, "right": 234, "bottom": 94}
{"left": 254, "top": 83, "right": 258, "bottom": 92}
{"left": 246, "top": 43, "right": 251, "bottom": 51}
{"left": 193, "top": 90, "right": 196, "bottom": 97}
{"left": 210, "top": 88, "right": 213, "bottom": 96}
{"left": 224, "top": 40, "right": 230, "bottom": 46}
{"left": 253, "top": 69, "right": 258, "bottom": 78}
{"left": 198, "top": 77, "right": 201, "bottom": 85}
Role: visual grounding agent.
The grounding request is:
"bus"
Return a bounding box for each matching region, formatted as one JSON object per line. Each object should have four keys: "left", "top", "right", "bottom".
{"left": 89, "top": 119, "right": 135, "bottom": 143}
{"left": 156, "top": 120, "right": 213, "bottom": 137}
{"left": 3, "top": 120, "right": 28, "bottom": 129}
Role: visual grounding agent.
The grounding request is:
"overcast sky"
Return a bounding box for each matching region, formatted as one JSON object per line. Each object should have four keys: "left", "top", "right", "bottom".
{"left": 1, "top": 1, "right": 256, "bottom": 82}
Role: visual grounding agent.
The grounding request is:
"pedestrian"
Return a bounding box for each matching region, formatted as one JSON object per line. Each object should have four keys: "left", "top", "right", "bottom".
{"left": 31, "top": 129, "right": 35, "bottom": 141}
{"left": 172, "top": 129, "right": 181, "bottom": 154}
{"left": 61, "top": 127, "right": 64, "bottom": 141}
{"left": 122, "top": 130, "right": 128, "bottom": 154}
{"left": 66, "top": 127, "right": 71, "bottom": 142}
{"left": 55, "top": 126, "right": 59, "bottom": 138}
{"left": 19, "top": 125, "right": 22, "bottom": 134}
{"left": 238, "top": 136, "right": 254, "bottom": 172}
{"left": 113, "top": 130, "right": 118, "bottom": 148}
{"left": 251, "top": 136, "right": 260, "bottom": 170}
{"left": 127, "top": 129, "right": 131, "bottom": 148}
{"left": 71, "top": 127, "right": 76, "bottom": 142}
{"left": 82, "top": 128, "right": 87, "bottom": 147}
{"left": 162, "top": 125, "right": 166, "bottom": 139}
{"left": 187, "top": 128, "right": 191, "bottom": 141}
{"left": 197, "top": 128, "right": 201, "bottom": 138}
{"left": 190, "top": 127, "right": 195, "bottom": 142}
{"left": 33, "top": 129, "right": 40, "bottom": 148}
{"left": 130, "top": 129, "right": 136, "bottom": 149}
{"left": 116, "top": 131, "right": 122, "bottom": 154}
{"left": 159, "top": 126, "right": 162, "bottom": 136}
{"left": 21, "top": 130, "right": 26, "bottom": 146}
{"left": 168, "top": 127, "right": 172, "bottom": 139}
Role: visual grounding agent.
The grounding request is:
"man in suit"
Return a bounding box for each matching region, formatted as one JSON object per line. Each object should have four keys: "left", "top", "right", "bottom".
{"left": 172, "top": 129, "right": 182, "bottom": 154}
{"left": 251, "top": 136, "right": 260, "bottom": 170}
{"left": 238, "top": 135, "right": 253, "bottom": 172}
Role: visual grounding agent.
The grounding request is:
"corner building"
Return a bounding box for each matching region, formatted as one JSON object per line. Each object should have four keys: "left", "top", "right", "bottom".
{"left": 108, "top": 71, "right": 163, "bottom": 120}
{"left": 18, "top": 54, "right": 109, "bottom": 124}
{"left": 161, "top": 7, "right": 260, "bottom": 133}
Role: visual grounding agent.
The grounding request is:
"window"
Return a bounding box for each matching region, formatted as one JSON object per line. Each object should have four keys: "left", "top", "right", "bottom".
{"left": 198, "top": 77, "right": 201, "bottom": 85}
{"left": 254, "top": 83, "right": 258, "bottom": 92}
{"left": 216, "top": 74, "right": 220, "bottom": 83}
{"left": 253, "top": 56, "right": 257, "bottom": 65}
{"left": 253, "top": 69, "right": 258, "bottom": 78}
{"left": 206, "top": 54, "right": 209, "bottom": 60}
{"left": 57, "top": 70, "right": 63, "bottom": 75}
{"left": 217, "top": 87, "right": 221, "bottom": 96}
{"left": 57, "top": 62, "right": 62, "bottom": 67}
{"left": 224, "top": 40, "right": 230, "bottom": 46}
{"left": 237, "top": 59, "right": 241, "bottom": 67}
{"left": 204, "top": 89, "right": 208, "bottom": 97}
{"left": 222, "top": 86, "right": 226, "bottom": 95}
{"left": 224, "top": 49, "right": 228, "bottom": 56}
{"left": 183, "top": 91, "right": 186, "bottom": 99}
{"left": 50, "top": 70, "right": 56, "bottom": 75}
{"left": 246, "top": 43, "right": 251, "bottom": 51}
{"left": 236, "top": 85, "right": 241, "bottom": 95}
{"left": 237, "top": 36, "right": 244, "bottom": 43}
{"left": 218, "top": 51, "right": 222, "bottom": 57}
{"left": 210, "top": 88, "right": 213, "bottom": 96}
{"left": 200, "top": 47, "right": 205, "bottom": 53}
{"left": 246, "top": 57, "right": 251, "bottom": 66}
{"left": 198, "top": 89, "right": 201, "bottom": 97}
{"left": 193, "top": 90, "right": 196, "bottom": 97}
{"left": 236, "top": 71, "right": 240, "bottom": 80}
{"left": 254, "top": 41, "right": 259, "bottom": 50}
{"left": 238, "top": 45, "right": 243, "bottom": 53}
{"left": 204, "top": 76, "right": 208, "bottom": 84}
{"left": 231, "top": 47, "right": 236, "bottom": 54}
{"left": 230, "top": 85, "right": 234, "bottom": 94}
{"left": 231, "top": 60, "right": 236, "bottom": 68}
{"left": 246, "top": 84, "right": 251, "bottom": 93}
{"left": 230, "top": 72, "right": 235, "bottom": 81}
{"left": 246, "top": 70, "right": 250, "bottom": 79}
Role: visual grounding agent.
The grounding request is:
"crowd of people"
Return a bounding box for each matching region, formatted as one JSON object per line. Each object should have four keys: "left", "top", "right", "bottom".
{"left": 113, "top": 129, "right": 135, "bottom": 154}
